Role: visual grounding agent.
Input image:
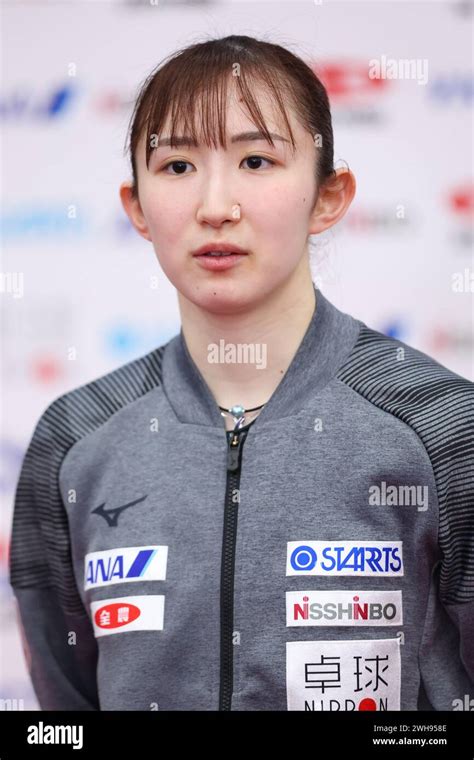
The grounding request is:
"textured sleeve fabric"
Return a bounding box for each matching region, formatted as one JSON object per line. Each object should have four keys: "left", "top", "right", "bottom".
{"left": 443, "top": 600, "right": 474, "bottom": 687}
{"left": 434, "top": 412, "right": 474, "bottom": 700}
{"left": 8, "top": 405, "right": 100, "bottom": 711}
{"left": 336, "top": 325, "right": 474, "bottom": 709}
{"left": 432, "top": 378, "right": 474, "bottom": 701}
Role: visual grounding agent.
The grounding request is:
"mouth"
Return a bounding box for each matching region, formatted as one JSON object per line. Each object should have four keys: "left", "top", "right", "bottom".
{"left": 197, "top": 251, "right": 240, "bottom": 257}
{"left": 192, "top": 243, "right": 249, "bottom": 271}
{"left": 192, "top": 242, "right": 249, "bottom": 257}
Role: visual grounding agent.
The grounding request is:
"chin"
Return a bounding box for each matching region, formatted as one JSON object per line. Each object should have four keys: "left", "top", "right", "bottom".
{"left": 183, "top": 280, "right": 264, "bottom": 315}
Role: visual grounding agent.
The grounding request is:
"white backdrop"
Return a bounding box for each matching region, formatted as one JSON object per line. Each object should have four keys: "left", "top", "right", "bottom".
{"left": 1, "top": 0, "right": 472, "bottom": 708}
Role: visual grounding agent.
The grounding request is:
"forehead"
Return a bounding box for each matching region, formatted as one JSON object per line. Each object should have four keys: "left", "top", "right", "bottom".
{"left": 137, "top": 79, "right": 311, "bottom": 159}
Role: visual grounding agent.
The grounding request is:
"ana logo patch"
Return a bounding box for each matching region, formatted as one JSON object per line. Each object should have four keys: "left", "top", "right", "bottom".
{"left": 287, "top": 541, "right": 403, "bottom": 576}
{"left": 84, "top": 546, "right": 168, "bottom": 589}
{"left": 286, "top": 590, "right": 403, "bottom": 626}
{"left": 286, "top": 638, "right": 401, "bottom": 710}
{"left": 90, "top": 595, "right": 165, "bottom": 637}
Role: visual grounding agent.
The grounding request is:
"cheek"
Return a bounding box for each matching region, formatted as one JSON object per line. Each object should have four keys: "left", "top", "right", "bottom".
{"left": 251, "top": 185, "right": 311, "bottom": 241}
{"left": 253, "top": 173, "right": 314, "bottom": 217}
{"left": 141, "top": 194, "right": 190, "bottom": 244}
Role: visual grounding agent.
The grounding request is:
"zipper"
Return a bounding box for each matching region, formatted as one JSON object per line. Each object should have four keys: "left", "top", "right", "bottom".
{"left": 219, "top": 425, "right": 250, "bottom": 710}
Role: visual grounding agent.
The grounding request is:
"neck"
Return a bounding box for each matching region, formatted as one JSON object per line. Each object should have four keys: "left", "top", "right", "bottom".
{"left": 177, "top": 271, "right": 317, "bottom": 413}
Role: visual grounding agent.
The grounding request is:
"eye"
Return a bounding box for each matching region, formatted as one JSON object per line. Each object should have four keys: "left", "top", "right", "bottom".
{"left": 160, "top": 160, "right": 194, "bottom": 175}
{"left": 159, "top": 154, "right": 276, "bottom": 175}
{"left": 241, "top": 155, "right": 276, "bottom": 170}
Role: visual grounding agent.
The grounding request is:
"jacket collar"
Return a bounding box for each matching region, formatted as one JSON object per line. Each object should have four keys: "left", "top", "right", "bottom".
{"left": 161, "top": 284, "right": 361, "bottom": 429}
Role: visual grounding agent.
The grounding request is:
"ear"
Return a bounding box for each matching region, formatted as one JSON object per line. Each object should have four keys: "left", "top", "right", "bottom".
{"left": 309, "top": 168, "right": 356, "bottom": 235}
{"left": 119, "top": 181, "right": 152, "bottom": 242}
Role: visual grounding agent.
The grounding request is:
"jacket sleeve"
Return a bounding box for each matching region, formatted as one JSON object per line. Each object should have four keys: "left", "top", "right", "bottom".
{"left": 437, "top": 503, "right": 474, "bottom": 702}
{"left": 442, "top": 598, "right": 474, "bottom": 687}
{"left": 8, "top": 404, "right": 100, "bottom": 711}
{"left": 437, "top": 404, "right": 474, "bottom": 693}
{"left": 417, "top": 385, "right": 474, "bottom": 711}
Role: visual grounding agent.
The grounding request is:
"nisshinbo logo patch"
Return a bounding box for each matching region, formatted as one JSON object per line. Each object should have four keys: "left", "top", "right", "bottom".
{"left": 286, "top": 541, "right": 403, "bottom": 576}
{"left": 85, "top": 546, "right": 168, "bottom": 589}
{"left": 286, "top": 590, "right": 403, "bottom": 626}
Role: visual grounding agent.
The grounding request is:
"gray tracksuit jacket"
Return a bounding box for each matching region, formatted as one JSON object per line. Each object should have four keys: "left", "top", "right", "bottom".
{"left": 8, "top": 285, "right": 474, "bottom": 711}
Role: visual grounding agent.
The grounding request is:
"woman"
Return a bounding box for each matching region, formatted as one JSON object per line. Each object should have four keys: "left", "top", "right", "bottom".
{"left": 9, "top": 35, "right": 473, "bottom": 712}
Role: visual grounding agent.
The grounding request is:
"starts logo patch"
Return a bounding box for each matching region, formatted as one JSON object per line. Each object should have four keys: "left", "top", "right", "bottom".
{"left": 84, "top": 546, "right": 168, "bottom": 589}
{"left": 287, "top": 541, "right": 403, "bottom": 576}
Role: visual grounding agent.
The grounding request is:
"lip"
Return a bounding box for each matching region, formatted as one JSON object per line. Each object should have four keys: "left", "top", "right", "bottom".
{"left": 192, "top": 242, "right": 249, "bottom": 256}
{"left": 194, "top": 252, "right": 248, "bottom": 272}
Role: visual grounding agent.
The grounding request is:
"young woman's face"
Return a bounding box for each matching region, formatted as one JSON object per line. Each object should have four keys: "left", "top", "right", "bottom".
{"left": 128, "top": 83, "right": 321, "bottom": 314}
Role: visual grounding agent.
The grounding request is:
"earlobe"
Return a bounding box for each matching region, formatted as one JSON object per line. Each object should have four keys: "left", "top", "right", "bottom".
{"left": 119, "top": 181, "right": 152, "bottom": 242}
{"left": 309, "top": 169, "right": 356, "bottom": 235}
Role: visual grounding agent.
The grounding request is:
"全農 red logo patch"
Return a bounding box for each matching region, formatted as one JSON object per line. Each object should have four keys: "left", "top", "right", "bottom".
{"left": 94, "top": 602, "right": 141, "bottom": 629}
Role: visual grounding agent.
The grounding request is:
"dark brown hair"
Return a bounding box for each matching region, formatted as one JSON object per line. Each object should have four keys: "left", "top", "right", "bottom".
{"left": 123, "top": 35, "right": 336, "bottom": 201}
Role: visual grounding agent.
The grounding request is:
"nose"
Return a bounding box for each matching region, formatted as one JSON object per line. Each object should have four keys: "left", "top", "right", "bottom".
{"left": 196, "top": 172, "right": 241, "bottom": 227}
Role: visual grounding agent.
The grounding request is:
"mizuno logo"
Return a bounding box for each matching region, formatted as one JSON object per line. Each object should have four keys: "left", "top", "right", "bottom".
{"left": 92, "top": 495, "right": 148, "bottom": 527}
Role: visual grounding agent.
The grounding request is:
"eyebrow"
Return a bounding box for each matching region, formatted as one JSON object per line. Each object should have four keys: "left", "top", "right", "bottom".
{"left": 154, "top": 131, "right": 290, "bottom": 148}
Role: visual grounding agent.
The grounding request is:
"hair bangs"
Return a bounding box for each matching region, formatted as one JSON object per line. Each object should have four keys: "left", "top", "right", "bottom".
{"left": 148, "top": 70, "right": 297, "bottom": 169}
{"left": 125, "top": 36, "right": 336, "bottom": 199}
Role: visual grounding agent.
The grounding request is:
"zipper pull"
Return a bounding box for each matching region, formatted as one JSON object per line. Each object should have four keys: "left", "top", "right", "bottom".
{"left": 227, "top": 430, "right": 245, "bottom": 472}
